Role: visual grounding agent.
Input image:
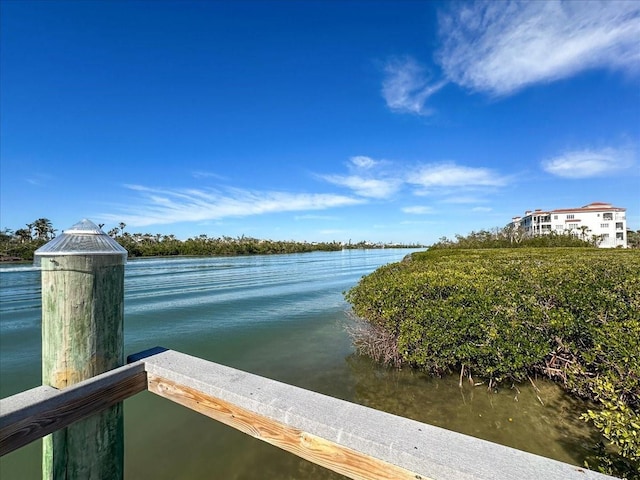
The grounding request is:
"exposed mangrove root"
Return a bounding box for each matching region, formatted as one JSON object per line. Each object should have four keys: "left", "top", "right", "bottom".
{"left": 511, "top": 383, "right": 521, "bottom": 402}
{"left": 528, "top": 376, "right": 545, "bottom": 406}
{"left": 344, "top": 312, "right": 403, "bottom": 368}
{"left": 538, "top": 346, "right": 576, "bottom": 386}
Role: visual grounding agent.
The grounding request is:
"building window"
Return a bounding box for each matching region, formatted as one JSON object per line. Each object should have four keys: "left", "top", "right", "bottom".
{"left": 553, "top": 215, "right": 558, "bottom": 220}
{"left": 555, "top": 225, "right": 563, "bottom": 230}
{"left": 601, "top": 223, "right": 609, "bottom": 228}
{"left": 616, "top": 222, "right": 623, "bottom": 230}
{"left": 568, "top": 223, "right": 578, "bottom": 229}
{"left": 603, "top": 233, "right": 610, "bottom": 238}
{"left": 603, "top": 213, "right": 613, "bottom": 220}
{"left": 616, "top": 232, "right": 624, "bottom": 240}
{"left": 566, "top": 214, "right": 575, "bottom": 220}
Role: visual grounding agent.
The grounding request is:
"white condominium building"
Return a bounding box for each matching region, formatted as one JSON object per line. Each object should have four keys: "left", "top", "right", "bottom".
{"left": 509, "top": 202, "right": 627, "bottom": 248}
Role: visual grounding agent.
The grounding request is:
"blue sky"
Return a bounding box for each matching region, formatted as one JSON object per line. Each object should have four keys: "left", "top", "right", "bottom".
{"left": 1, "top": 0, "right": 639, "bottom": 244}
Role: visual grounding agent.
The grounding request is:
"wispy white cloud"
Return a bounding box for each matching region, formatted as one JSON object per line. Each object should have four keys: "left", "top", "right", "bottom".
{"left": 319, "top": 229, "right": 346, "bottom": 236}
{"left": 320, "top": 157, "right": 513, "bottom": 202}
{"left": 381, "top": 56, "right": 446, "bottom": 115}
{"left": 319, "top": 155, "right": 402, "bottom": 198}
{"left": 402, "top": 206, "right": 435, "bottom": 215}
{"left": 294, "top": 214, "right": 339, "bottom": 221}
{"left": 25, "top": 173, "right": 54, "bottom": 186}
{"left": 349, "top": 155, "right": 378, "bottom": 170}
{"left": 192, "top": 170, "right": 227, "bottom": 180}
{"left": 437, "top": 0, "right": 640, "bottom": 96}
{"left": 320, "top": 174, "right": 401, "bottom": 199}
{"left": 542, "top": 146, "right": 635, "bottom": 178}
{"left": 472, "top": 206, "right": 493, "bottom": 212}
{"left": 111, "top": 157, "right": 515, "bottom": 229}
{"left": 102, "top": 185, "right": 363, "bottom": 227}
{"left": 399, "top": 220, "right": 436, "bottom": 226}
{"left": 406, "top": 163, "right": 509, "bottom": 192}
{"left": 440, "top": 196, "right": 487, "bottom": 204}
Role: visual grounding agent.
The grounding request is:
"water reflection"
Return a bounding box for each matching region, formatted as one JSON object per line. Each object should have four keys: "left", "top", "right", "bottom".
{"left": 345, "top": 354, "right": 598, "bottom": 467}
{"left": 0, "top": 251, "right": 604, "bottom": 479}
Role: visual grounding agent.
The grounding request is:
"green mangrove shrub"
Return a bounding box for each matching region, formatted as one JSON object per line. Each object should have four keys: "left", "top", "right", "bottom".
{"left": 345, "top": 247, "right": 640, "bottom": 476}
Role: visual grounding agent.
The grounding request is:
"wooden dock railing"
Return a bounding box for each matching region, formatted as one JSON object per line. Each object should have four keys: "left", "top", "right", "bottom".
{"left": 1, "top": 347, "right": 614, "bottom": 480}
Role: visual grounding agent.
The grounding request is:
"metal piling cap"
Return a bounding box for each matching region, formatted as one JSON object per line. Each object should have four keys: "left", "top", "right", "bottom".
{"left": 34, "top": 219, "right": 127, "bottom": 265}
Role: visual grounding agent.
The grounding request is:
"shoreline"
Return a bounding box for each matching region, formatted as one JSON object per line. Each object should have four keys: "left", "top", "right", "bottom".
{"left": 0, "top": 256, "right": 27, "bottom": 263}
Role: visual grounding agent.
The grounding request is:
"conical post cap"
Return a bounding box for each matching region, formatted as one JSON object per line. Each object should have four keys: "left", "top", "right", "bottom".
{"left": 34, "top": 219, "right": 127, "bottom": 266}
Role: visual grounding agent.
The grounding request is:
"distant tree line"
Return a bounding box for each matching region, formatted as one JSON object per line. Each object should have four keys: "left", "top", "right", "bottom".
{"left": 0, "top": 219, "right": 424, "bottom": 261}
{"left": 431, "top": 225, "right": 640, "bottom": 249}
{"left": 0, "top": 218, "right": 56, "bottom": 261}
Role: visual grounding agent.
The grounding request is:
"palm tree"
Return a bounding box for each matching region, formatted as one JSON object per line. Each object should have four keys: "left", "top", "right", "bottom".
{"left": 32, "top": 218, "right": 55, "bottom": 241}
{"left": 502, "top": 224, "right": 524, "bottom": 244}
{"left": 577, "top": 225, "right": 591, "bottom": 241}
{"left": 14, "top": 228, "right": 32, "bottom": 243}
{"left": 590, "top": 234, "right": 604, "bottom": 247}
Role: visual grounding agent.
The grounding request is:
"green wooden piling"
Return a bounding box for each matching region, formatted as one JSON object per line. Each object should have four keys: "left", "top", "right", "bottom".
{"left": 35, "top": 220, "right": 127, "bottom": 480}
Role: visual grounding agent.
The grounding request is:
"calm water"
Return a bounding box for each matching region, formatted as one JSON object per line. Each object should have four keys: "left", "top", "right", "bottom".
{"left": 0, "top": 250, "right": 598, "bottom": 479}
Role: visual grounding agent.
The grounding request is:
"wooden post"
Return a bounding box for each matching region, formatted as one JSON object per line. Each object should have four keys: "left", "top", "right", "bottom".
{"left": 35, "top": 219, "right": 127, "bottom": 480}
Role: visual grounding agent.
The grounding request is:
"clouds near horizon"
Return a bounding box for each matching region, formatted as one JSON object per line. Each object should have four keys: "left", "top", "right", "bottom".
{"left": 402, "top": 206, "right": 435, "bottom": 215}
{"left": 101, "top": 142, "right": 634, "bottom": 231}
{"left": 406, "top": 163, "right": 510, "bottom": 194}
{"left": 542, "top": 147, "right": 636, "bottom": 178}
{"left": 102, "top": 185, "right": 364, "bottom": 227}
{"left": 319, "top": 155, "right": 402, "bottom": 199}
{"left": 107, "top": 157, "right": 515, "bottom": 228}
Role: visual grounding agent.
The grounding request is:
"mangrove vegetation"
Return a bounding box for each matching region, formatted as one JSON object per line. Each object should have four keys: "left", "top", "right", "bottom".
{"left": 0, "top": 218, "right": 423, "bottom": 261}
{"left": 346, "top": 245, "right": 639, "bottom": 477}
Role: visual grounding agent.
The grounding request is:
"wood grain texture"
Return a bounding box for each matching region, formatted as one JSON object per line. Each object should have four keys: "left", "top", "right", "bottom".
{"left": 3, "top": 346, "right": 615, "bottom": 480}
{"left": 1, "top": 364, "right": 146, "bottom": 456}
{"left": 147, "top": 373, "right": 429, "bottom": 480}
{"left": 41, "top": 255, "right": 125, "bottom": 388}
{"left": 40, "top": 254, "right": 126, "bottom": 479}
{"left": 142, "top": 349, "right": 615, "bottom": 480}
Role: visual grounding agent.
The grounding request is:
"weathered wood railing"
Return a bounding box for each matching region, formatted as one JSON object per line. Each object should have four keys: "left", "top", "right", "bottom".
{"left": 1, "top": 347, "right": 614, "bottom": 480}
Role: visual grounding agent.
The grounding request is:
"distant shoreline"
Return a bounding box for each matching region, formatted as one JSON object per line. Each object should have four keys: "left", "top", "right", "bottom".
{"left": 0, "top": 256, "right": 26, "bottom": 263}
{"left": 0, "top": 247, "right": 425, "bottom": 265}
